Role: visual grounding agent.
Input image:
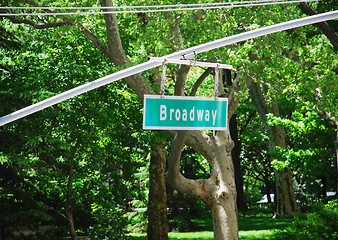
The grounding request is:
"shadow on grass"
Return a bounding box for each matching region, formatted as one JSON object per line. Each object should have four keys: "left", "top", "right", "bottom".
{"left": 238, "top": 216, "right": 291, "bottom": 231}
{"left": 129, "top": 236, "right": 145, "bottom": 240}
{"left": 129, "top": 232, "right": 214, "bottom": 240}
{"left": 129, "top": 216, "right": 291, "bottom": 240}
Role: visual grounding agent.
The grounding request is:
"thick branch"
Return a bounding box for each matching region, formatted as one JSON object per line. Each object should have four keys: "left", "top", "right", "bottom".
{"left": 189, "top": 67, "right": 213, "bottom": 96}
{"left": 10, "top": 0, "right": 111, "bottom": 60}
{"left": 166, "top": 131, "right": 212, "bottom": 205}
{"left": 166, "top": 130, "right": 214, "bottom": 163}
{"left": 167, "top": 15, "right": 185, "bottom": 52}
{"left": 298, "top": 2, "right": 338, "bottom": 49}
{"left": 167, "top": 131, "right": 187, "bottom": 173}
{"left": 175, "top": 65, "right": 190, "bottom": 96}
{"left": 248, "top": 80, "right": 269, "bottom": 123}
{"left": 78, "top": 23, "right": 111, "bottom": 59}
{"left": 5, "top": 15, "right": 70, "bottom": 29}
{"left": 101, "top": 0, "right": 128, "bottom": 64}
{"left": 227, "top": 72, "right": 251, "bottom": 119}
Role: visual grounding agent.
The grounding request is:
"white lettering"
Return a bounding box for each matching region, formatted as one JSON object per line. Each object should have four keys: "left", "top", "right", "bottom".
{"left": 159, "top": 105, "right": 219, "bottom": 125}
{"left": 170, "top": 109, "right": 174, "bottom": 120}
{"left": 197, "top": 110, "right": 204, "bottom": 121}
{"left": 190, "top": 107, "right": 195, "bottom": 121}
{"left": 212, "top": 110, "right": 217, "bottom": 125}
{"left": 182, "top": 109, "right": 187, "bottom": 121}
{"left": 205, "top": 110, "right": 210, "bottom": 122}
{"left": 175, "top": 109, "right": 181, "bottom": 121}
{"left": 160, "top": 105, "right": 167, "bottom": 120}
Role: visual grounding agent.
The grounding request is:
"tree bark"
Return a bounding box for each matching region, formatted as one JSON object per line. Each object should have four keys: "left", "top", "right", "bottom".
{"left": 336, "top": 131, "right": 338, "bottom": 194}
{"left": 269, "top": 101, "right": 297, "bottom": 217}
{"left": 66, "top": 165, "right": 78, "bottom": 240}
{"left": 166, "top": 129, "right": 238, "bottom": 240}
{"left": 147, "top": 140, "right": 168, "bottom": 240}
{"left": 101, "top": 0, "right": 155, "bottom": 99}
{"left": 249, "top": 82, "right": 297, "bottom": 218}
{"left": 230, "top": 115, "right": 247, "bottom": 211}
{"left": 210, "top": 131, "right": 238, "bottom": 240}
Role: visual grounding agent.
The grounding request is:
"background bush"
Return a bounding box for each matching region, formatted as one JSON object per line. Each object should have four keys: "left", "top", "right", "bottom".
{"left": 274, "top": 200, "right": 338, "bottom": 240}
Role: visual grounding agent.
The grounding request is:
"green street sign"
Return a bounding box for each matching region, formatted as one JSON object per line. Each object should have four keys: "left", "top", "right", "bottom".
{"left": 143, "top": 95, "right": 228, "bottom": 130}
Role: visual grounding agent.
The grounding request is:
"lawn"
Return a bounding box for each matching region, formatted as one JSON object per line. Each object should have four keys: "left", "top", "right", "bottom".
{"left": 129, "top": 216, "right": 292, "bottom": 239}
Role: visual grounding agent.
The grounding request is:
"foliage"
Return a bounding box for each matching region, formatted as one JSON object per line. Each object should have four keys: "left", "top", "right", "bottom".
{"left": 0, "top": 18, "right": 146, "bottom": 239}
{"left": 126, "top": 209, "right": 148, "bottom": 234}
{"left": 88, "top": 207, "right": 128, "bottom": 240}
{"left": 267, "top": 108, "right": 336, "bottom": 198}
{"left": 1, "top": 0, "right": 337, "bottom": 237}
{"left": 274, "top": 200, "right": 338, "bottom": 240}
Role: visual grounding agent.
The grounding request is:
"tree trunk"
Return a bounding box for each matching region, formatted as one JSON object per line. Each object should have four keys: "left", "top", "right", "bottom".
{"left": 249, "top": 82, "right": 297, "bottom": 218}
{"left": 66, "top": 165, "right": 78, "bottom": 240}
{"left": 99, "top": 2, "right": 244, "bottom": 237}
{"left": 336, "top": 131, "right": 338, "bottom": 194}
{"left": 274, "top": 168, "right": 296, "bottom": 217}
{"left": 264, "top": 177, "right": 273, "bottom": 203}
{"left": 230, "top": 115, "right": 247, "bottom": 211}
{"left": 210, "top": 132, "right": 238, "bottom": 240}
{"left": 269, "top": 101, "right": 297, "bottom": 218}
{"left": 147, "top": 140, "right": 168, "bottom": 240}
{"left": 166, "top": 129, "right": 238, "bottom": 240}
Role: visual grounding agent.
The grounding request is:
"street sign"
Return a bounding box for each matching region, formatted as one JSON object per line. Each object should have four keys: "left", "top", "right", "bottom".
{"left": 143, "top": 95, "right": 228, "bottom": 130}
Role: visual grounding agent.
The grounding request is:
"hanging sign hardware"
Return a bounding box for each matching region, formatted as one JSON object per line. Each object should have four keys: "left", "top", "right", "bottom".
{"left": 148, "top": 57, "right": 236, "bottom": 71}
{"left": 160, "top": 59, "right": 167, "bottom": 98}
{"left": 214, "top": 65, "right": 219, "bottom": 100}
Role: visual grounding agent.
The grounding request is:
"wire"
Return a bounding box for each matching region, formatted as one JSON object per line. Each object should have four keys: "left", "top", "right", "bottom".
{"left": 0, "top": 0, "right": 314, "bottom": 10}
{"left": 0, "top": 0, "right": 321, "bottom": 17}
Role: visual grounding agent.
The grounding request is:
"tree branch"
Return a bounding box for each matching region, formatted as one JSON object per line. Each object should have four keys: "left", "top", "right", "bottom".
{"left": 189, "top": 67, "right": 213, "bottom": 96}
{"left": 167, "top": 15, "right": 185, "bottom": 52}
{"left": 73, "top": 180, "right": 95, "bottom": 206}
{"left": 166, "top": 130, "right": 212, "bottom": 205}
{"left": 227, "top": 72, "right": 251, "bottom": 119}
{"left": 101, "top": 0, "right": 128, "bottom": 64}
{"left": 77, "top": 23, "right": 111, "bottom": 59}
{"left": 10, "top": 0, "right": 111, "bottom": 59}
{"left": 5, "top": 14, "right": 71, "bottom": 29}
{"left": 298, "top": 2, "right": 338, "bottom": 50}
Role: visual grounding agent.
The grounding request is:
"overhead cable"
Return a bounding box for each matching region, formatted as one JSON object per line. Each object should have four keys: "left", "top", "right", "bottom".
{"left": 0, "top": 0, "right": 320, "bottom": 10}
{"left": 0, "top": 0, "right": 322, "bottom": 16}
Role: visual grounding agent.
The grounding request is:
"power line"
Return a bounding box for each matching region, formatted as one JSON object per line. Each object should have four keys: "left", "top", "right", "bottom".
{"left": 0, "top": 0, "right": 317, "bottom": 10}
{"left": 0, "top": 0, "right": 321, "bottom": 17}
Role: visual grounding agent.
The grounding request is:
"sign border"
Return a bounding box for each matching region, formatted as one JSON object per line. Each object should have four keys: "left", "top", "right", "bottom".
{"left": 143, "top": 95, "right": 228, "bottom": 130}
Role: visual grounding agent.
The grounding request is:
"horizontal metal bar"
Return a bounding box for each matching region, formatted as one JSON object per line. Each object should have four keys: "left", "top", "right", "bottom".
{"left": 148, "top": 57, "right": 235, "bottom": 70}
{"left": 0, "top": 61, "right": 161, "bottom": 126}
{"left": 165, "top": 10, "right": 338, "bottom": 59}
{"left": 1, "top": 10, "right": 337, "bottom": 126}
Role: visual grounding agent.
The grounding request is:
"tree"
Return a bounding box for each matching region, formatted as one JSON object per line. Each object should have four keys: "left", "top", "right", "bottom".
{"left": 2, "top": 0, "right": 337, "bottom": 239}
{"left": 267, "top": 106, "right": 336, "bottom": 201}
{"left": 249, "top": 82, "right": 297, "bottom": 217}
{"left": 0, "top": 19, "right": 146, "bottom": 239}
{"left": 2, "top": 1, "right": 246, "bottom": 238}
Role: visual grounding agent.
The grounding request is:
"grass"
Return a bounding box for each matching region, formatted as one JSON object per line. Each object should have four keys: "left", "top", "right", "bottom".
{"left": 129, "top": 230, "right": 272, "bottom": 240}
{"left": 128, "top": 215, "right": 292, "bottom": 239}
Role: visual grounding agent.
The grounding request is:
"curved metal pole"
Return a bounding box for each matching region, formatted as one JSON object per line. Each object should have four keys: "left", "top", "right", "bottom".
{"left": 1, "top": 10, "right": 337, "bottom": 126}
